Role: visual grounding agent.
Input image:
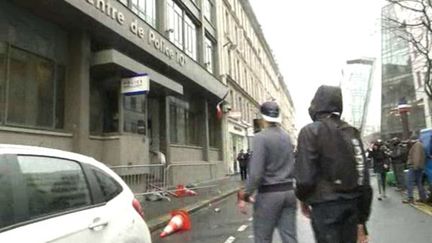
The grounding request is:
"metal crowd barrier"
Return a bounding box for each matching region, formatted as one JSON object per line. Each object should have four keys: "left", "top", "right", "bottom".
{"left": 110, "top": 164, "right": 166, "bottom": 196}
{"left": 163, "top": 162, "right": 219, "bottom": 190}
{"left": 110, "top": 162, "right": 222, "bottom": 197}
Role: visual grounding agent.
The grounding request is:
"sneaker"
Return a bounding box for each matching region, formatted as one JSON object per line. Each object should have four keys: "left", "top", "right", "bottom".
{"left": 402, "top": 198, "right": 414, "bottom": 204}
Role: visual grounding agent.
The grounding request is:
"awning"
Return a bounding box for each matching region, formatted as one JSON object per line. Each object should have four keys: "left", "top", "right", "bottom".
{"left": 91, "top": 49, "right": 183, "bottom": 94}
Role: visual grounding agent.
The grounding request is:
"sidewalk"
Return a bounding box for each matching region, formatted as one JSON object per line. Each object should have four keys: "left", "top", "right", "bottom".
{"left": 383, "top": 177, "right": 432, "bottom": 216}
{"left": 139, "top": 175, "right": 243, "bottom": 232}
{"left": 398, "top": 190, "right": 432, "bottom": 216}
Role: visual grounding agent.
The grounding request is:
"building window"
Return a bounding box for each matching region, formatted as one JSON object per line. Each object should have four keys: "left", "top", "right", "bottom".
{"left": 130, "top": 0, "right": 156, "bottom": 27}
{"left": 90, "top": 75, "right": 119, "bottom": 134}
{"left": 169, "top": 97, "right": 200, "bottom": 146}
{"left": 167, "top": 0, "right": 183, "bottom": 49}
{"left": 238, "top": 96, "right": 242, "bottom": 115}
{"left": 204, "top": 37, "right": 214, "bottom": 73}
{"left": 203, "top": 0, "right": 213, "bottom": 22}
{"left": 236, "top": 59, "right": 241, "bottom": 84}
{"left": 0, "top": 43, "right": 7, "bottom": 122}
{"left": 184, "top": 15, "right": 197, "bottom": 60}
{"left": 208, "top": 102, "right": 221, "bottom": 148}
{"left": 224, "top": 10, "right": 230, "bottom": 34}
{"left": 123, "top": 95, "right": 146, "bottom": 134}
{"left": 167, "top": 0, "right": 198, "bottom": 60}
{"left": 228, "top": 51, "right": 233, "bottom": 76}
{"left": 244, "top": 68, "right": 248, "bottom": 91}
{"left": 230, "top": 90, "right": 234, "bottom": 108}
{"left": 0, "top": 44, "right": 65, "bottom": 130}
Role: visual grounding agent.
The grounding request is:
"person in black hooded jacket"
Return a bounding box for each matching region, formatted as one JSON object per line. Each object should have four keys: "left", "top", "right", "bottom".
{"left": 294, "top": 85, "right": 372, "bottom": 243}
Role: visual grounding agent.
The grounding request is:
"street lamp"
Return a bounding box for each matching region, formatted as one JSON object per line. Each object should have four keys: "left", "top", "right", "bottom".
{"left": 397, "top": 97, "right": 412, "bottom": 140}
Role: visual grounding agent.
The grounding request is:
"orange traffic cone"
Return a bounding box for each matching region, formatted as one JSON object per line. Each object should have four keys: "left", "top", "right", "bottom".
{"left": 160, "top": 210, "right": 191, "bottom": 238}
{"left": 175, "top": 185, "right": 187, "bottom": 197}
{"left": 185, "top": 187, "right": 197, "bottom": 196}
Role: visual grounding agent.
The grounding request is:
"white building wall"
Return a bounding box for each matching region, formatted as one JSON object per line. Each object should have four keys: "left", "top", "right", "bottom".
{"left": 216, "top": 0, "right": 296, "bottom": 173}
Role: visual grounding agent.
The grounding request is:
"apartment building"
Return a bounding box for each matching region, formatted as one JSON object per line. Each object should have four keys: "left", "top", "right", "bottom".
{"left": 216, "top": 0, "right": 296, "bottom": 173}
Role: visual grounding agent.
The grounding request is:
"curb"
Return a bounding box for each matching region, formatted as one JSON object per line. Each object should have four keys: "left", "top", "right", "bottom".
{"left": 147, "top": 187, "right": 241, "bottom": 232}
{"left": 396, "top": 190, "right": 432, "bottom": 217}
{"left": 410, "top": 203, "right": 432, "bottom": 217}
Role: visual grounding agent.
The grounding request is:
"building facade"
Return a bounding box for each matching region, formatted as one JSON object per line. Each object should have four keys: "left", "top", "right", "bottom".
{"left": 381, "top": 4, "right": 426, "bottom": 139}
{"left": 1, "top": 0, "right": 296, "bottom": 180}
{"left": 216, "top": 0, "right": 296, "bottom": 173}
{"left": 0, "top": 0, "right": 228, "bottom": 183}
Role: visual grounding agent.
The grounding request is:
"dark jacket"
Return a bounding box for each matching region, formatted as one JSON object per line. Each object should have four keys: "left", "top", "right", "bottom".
{"left": 237, "top": 152, "right": 247, "bottom": 167}
{"left": 244, "top": 126, "right": 295, "bottom": 196}
{"left": 294, "top": 85, "right": 372, "bottom": 224}
{"left": 390, "top": 143, "right": 408, "bottom": 165}
{"left": 368, "top": 146, "right": 389, "bottom": 173}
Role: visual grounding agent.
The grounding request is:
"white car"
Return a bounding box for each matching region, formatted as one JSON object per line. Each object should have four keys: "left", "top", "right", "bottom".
{"left": 0, "top": 144, "right": 152, "bottom": 243}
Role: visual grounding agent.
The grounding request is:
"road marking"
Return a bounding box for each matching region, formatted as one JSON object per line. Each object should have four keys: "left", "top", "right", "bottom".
{"left": 224, "top": 236, "right": 236, "bottom": 243}
{"left": 237, "top": 224, "right": 248, "bottom": 232}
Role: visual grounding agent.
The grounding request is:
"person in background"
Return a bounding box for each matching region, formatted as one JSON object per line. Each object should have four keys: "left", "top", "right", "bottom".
{"left": 237, "top": 149, "right": 247, "bottom": 181}
{"left": 244, "top": 149, "right": 252, "bottom": 179}
{"left": 403, "top": 136, "right": 427, "bottom": 204}
{"left": 389, "top": 137, "right": 408, "bottom": 191}
{"left": 368, "top": 139, "right": 390, "bottom": 201}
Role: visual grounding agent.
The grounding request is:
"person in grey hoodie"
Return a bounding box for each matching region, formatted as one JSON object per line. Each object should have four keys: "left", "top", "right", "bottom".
{"left": 237, "top": 101, "right": 297, "bottom": 243}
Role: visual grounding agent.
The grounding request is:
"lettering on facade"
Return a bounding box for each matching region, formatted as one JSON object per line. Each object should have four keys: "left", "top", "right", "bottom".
{"left": 149, "top": 31, "right": 186, "bottom": 66}
{"left": 85, "top": 0, "right": 186, "bottom": 66}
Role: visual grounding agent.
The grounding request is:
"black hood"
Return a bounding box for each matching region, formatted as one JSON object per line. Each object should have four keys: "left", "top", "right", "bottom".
{"left": 308, "top": 85, "right": 343, "bottom": 121}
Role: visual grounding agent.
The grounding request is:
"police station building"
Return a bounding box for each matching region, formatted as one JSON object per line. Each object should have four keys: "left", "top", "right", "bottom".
{"left": 0, "top": 0, "right": 227, "bottom": 178}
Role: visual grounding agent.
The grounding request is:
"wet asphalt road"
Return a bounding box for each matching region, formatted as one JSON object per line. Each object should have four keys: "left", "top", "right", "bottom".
{"left": 151, "top": 192, "right": 313, "bottom": 243}
{"left": 152, "top": 177, "right": 432, "bottom": 243}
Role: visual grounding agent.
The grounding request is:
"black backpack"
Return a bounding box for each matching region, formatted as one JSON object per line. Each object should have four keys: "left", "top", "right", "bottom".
{"left": 318, "top": 118, "right": 368, "bottom": 192}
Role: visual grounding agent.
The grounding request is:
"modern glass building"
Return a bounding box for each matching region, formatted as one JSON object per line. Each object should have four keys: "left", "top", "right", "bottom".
{"left": 381, "top": 4, "right": 426, "bottom": 139}
{"left": 341, "top": 58, "right": 375, "bottom": 131}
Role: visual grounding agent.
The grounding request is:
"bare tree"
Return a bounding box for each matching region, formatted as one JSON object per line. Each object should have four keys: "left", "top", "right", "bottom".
{"left": 384, "top": 0, "right": 432, "bottom": 99}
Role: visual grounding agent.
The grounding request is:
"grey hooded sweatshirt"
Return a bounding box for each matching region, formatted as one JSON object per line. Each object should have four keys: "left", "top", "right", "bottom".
{"left": 244, "top": 125, "right": 296, "bottom": 197}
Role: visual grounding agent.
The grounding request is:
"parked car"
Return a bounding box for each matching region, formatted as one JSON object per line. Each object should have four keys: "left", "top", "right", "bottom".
{"left": 0, "top": 144, "right": 152, "bottom": 243}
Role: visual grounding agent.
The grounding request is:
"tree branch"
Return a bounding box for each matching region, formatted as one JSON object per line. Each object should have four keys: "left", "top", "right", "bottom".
{"left": 387, "top": 0, "right": 424, "bottom": 12}
{"left": 386, "top": 0, "right": 432, "bottom": 101}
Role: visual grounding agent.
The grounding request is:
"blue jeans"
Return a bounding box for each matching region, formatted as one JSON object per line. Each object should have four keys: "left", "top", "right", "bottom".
{"left": 407, "top": 168, "right": 427, "bottom": 200}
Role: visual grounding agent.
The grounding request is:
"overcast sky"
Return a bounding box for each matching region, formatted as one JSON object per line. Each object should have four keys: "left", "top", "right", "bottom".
{"left": 250, "top": 0, "right": 386, "bottom": 131}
